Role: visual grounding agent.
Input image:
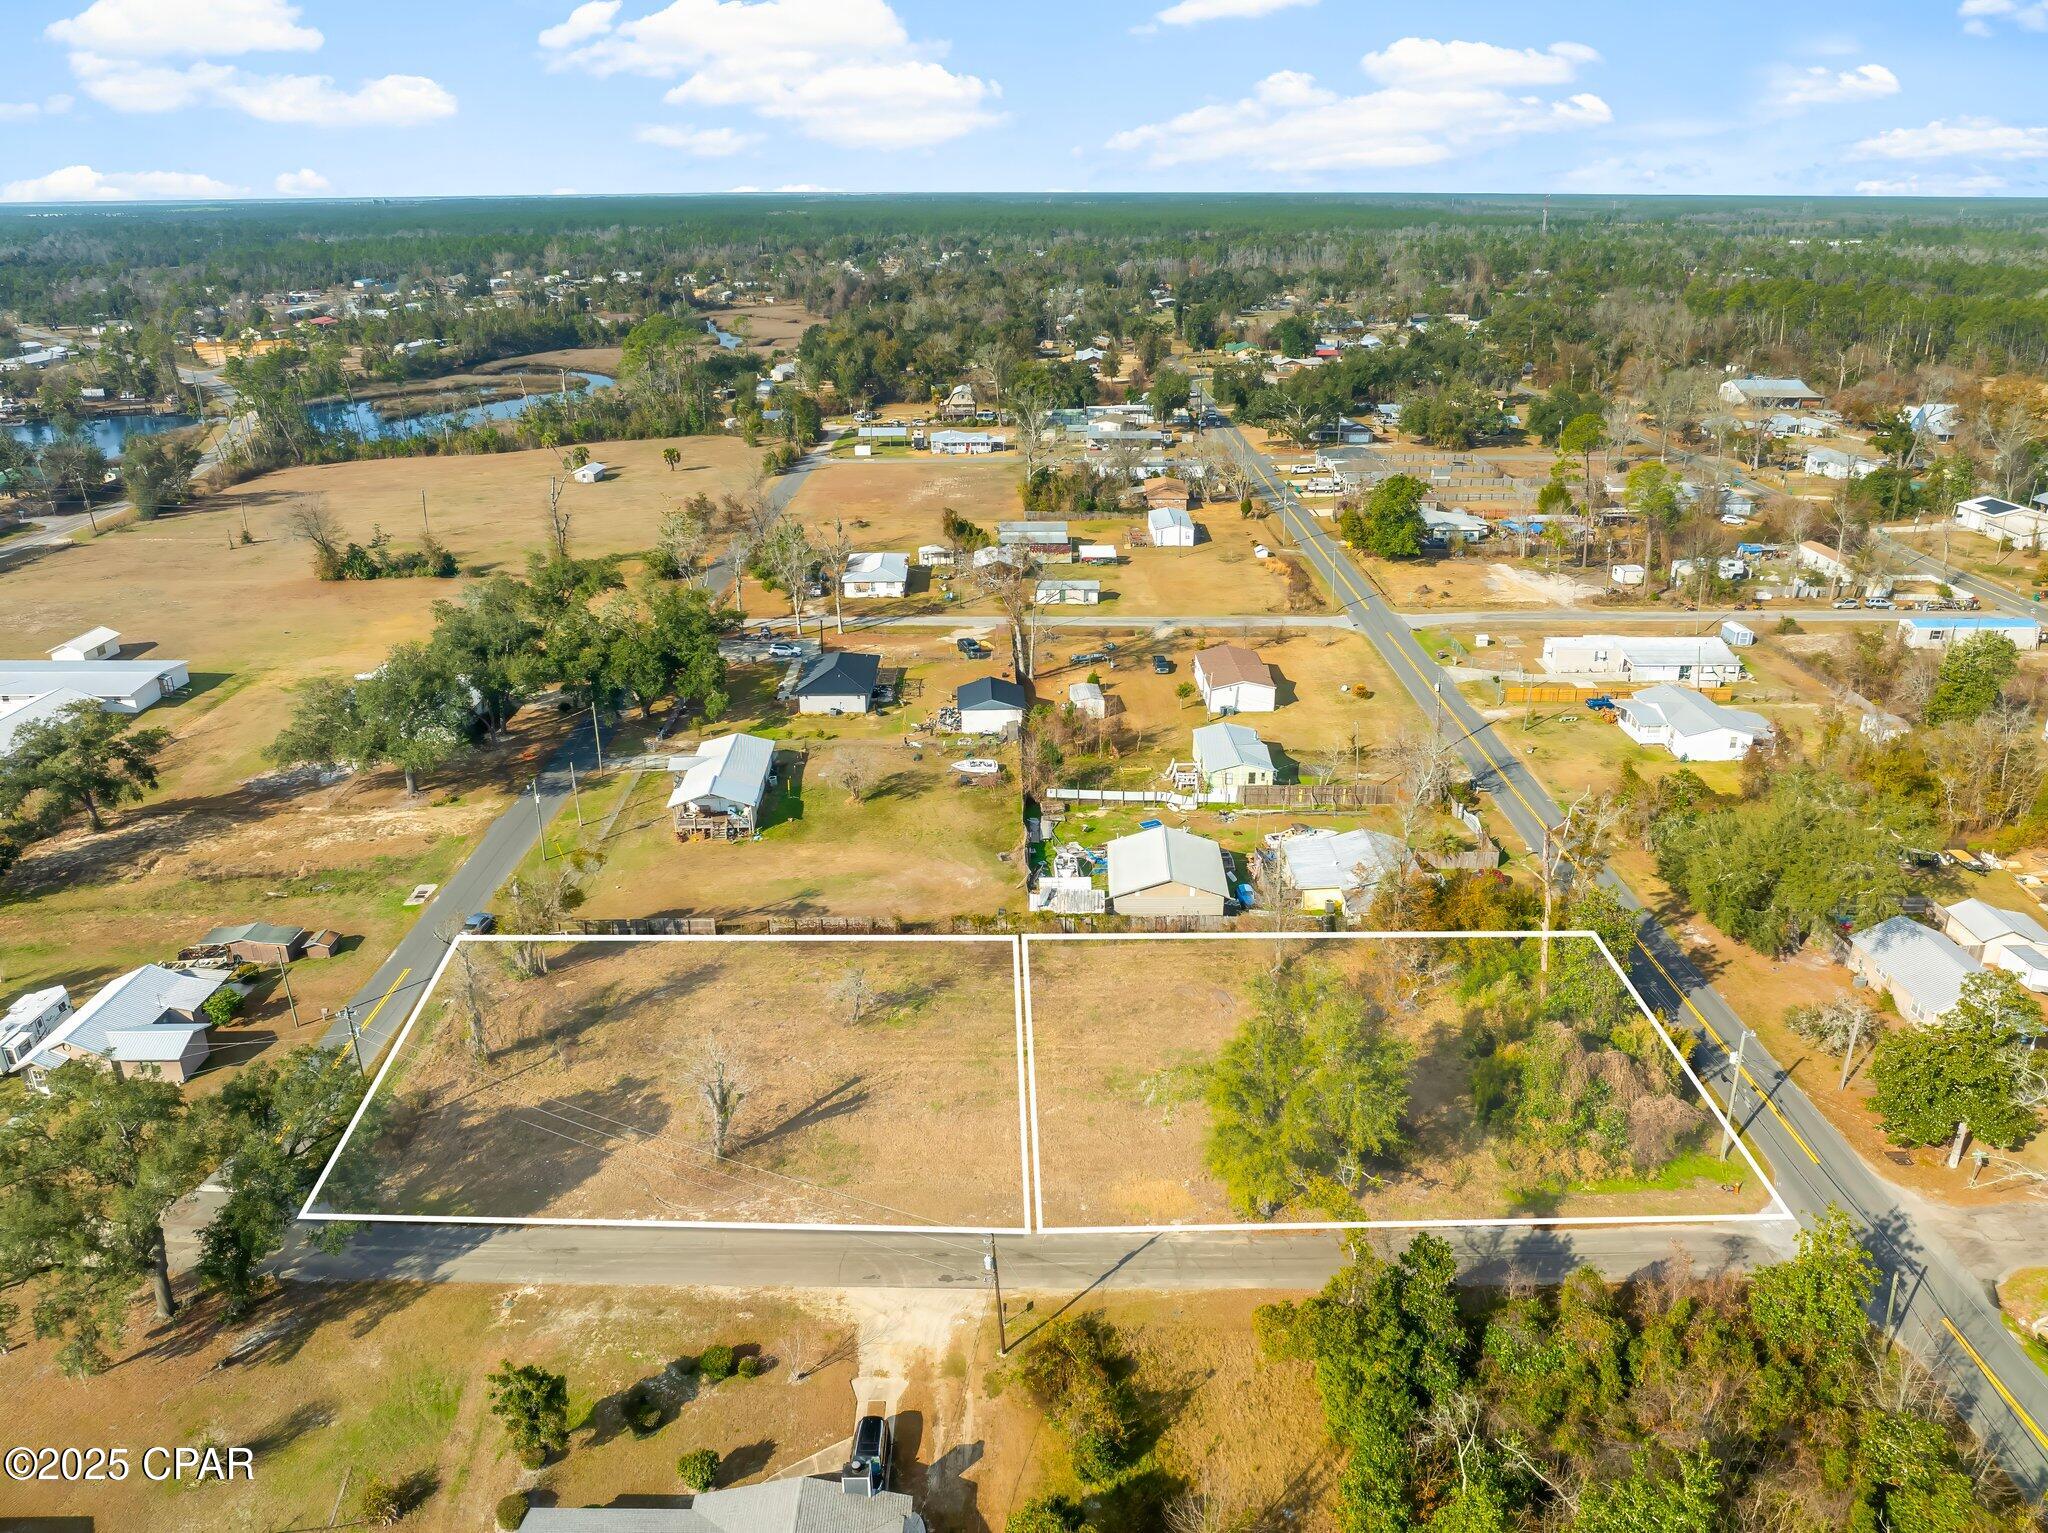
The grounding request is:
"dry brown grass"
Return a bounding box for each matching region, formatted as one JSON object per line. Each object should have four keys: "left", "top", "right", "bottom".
{"left": 329, "top": 937, "right": 1027, "bottom": 1227}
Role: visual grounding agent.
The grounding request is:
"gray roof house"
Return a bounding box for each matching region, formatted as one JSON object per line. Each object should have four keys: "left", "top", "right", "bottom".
{"left": 955, "top": 676, "right": 1027, "bottom": 732}
{"left": 667, "top": 733, "right": 777, "bottom": 831}
{"left": 518, "top": 1476, "right": 926, "bottom": 1533}
{"left": 792, "top": 652, "right": 882, "bottom": 715}
{"left": 22, "top": 964, "right": 226, "bottom": 1090}
{"left": 1107, "top": 825, "right": 1231, "bottom": 917}
{"left": 1845, "top": 916, "right": 1982, "bottom": 1026}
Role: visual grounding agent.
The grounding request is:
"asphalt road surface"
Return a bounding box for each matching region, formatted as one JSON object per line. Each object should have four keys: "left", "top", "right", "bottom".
{"left": 1219, "top": 424, "right": 2048, "bottom": 1499}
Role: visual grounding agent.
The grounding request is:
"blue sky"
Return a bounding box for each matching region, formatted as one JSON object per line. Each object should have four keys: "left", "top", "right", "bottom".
{"left": 2, "top": 0, "right": 2046, "bottom": 202}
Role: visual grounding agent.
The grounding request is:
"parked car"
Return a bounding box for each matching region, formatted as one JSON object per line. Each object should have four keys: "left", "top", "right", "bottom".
{"left": 1071, "top": 650, "right": 1110, "bottom": 665}
{"left": 1863, "top": 597, "right": 1894, "bottom": 610}
{"left": 842, "top": 1414, "right": 892, "bottom": 1497}
{"left": 956, "top": 637, "right": 991, "bottom": 659}
{"left": 1831, "top": 598, "right": 1860, "bottom": 609}
{"left": 1586, "top": 695, "right": 1616, "bottom": 712}
{"left": 463, "top": 912, "right": 497, "bottom": 936}
{"left": 1151, "top": 654, "right": 1173, "bottom": 675}
{"left": 766, "top": 640, "right": 804, "bottom": 659}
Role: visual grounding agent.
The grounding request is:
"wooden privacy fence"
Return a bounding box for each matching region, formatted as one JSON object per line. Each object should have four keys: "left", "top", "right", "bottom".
{"left": 765, "top": 916, "right": 903, "bottom": 935}
{"left": 572, "top": 917, "right": 717, "bottom": 936}
{"left": 1497, "top": 682, "right": 1735, "bottom": 705}
{"left": 1238, "top": 782, "right": 1395, "bottom": 810}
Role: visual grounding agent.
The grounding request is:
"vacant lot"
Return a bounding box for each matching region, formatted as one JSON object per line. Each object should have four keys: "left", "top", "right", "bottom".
{"left": 1025, "top": 935, "right": 1766, "bottom": 1228}
{"left": 703, "top": 300, "right": 823, "bottom": 354}
{"left": 552, "top": 636, "right": 1026, "bottom": 927}
{"left": 323, "top": 936, "right": 1026, "bottom": 1227}
{"left": 1034, "top": 628, "right": 1413, "bottom": 790}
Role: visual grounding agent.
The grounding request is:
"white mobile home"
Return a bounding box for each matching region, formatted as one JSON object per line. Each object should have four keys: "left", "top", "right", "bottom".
{"left": 841, "top": 552, "right": 910, "bottom": 599}
{"left": 1613, "top": 685, "right": 1772, "bottom": 762}
{"left": 1537, "top": 635, "right": 1744, "bottom": 686}
{"left": 1147, "top": 505, "right": 1197, "bottom": 547}
{"left": 1896, "top": 614, "right": 2041, "bottom": 651}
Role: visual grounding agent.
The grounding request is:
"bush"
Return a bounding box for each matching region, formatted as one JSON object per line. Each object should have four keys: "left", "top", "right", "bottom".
{"left": 1007, "top": 1496, "right": 1094, "bottom": 1533}
{"left": 201, "top": 987, "right": 245, "bottom": 1026}
{"left": 621, "top": 1381, "right": 663, "bottom": 1438}
{"left": 735, "top": 1355, "right": 762, "bottom": 1380}
{"left": 357, "top": 1475, "right": 409, "bottom": 1526}
{"left": 696, "top": 1344, "right": 736, "bottom": 1383}
{"left": 517, "top": 1445, "right": 547, "bottom": 1471}
{"left": 495, "top": 1491, "right": 529, "bottom": 1530}
{"left": 677, "top": 1448, "right": 719, "bottom": 1492}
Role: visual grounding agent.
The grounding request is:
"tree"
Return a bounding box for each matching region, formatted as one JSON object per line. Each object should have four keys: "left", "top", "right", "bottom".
{"left": 120, "top": 431, "right": 201, "bottom": 521}
{"left": 819, "top": 518, "right": 856, "bottom": 635}
{"left": 834, "top": 966, "right": 876, "bottom": 1026}
{"left": 443, "top": 931, "right": 499, "bottom": 1058}
{"left": 759, "top": 519, "right": 817, "bottom": 638}
{"left": 0, "top": 1068, "right": 210, "bottom": 1372}
{"left": 695, "top": 1041, "right": 747, "bottom": 1159}
{"left": 1538, "top": 791, "right": 1619, "bottom": 979}
{"left": 1869, "top": 971, "right": 2041, "bottom": 1150}
{"left": 1623, "top": 462, "right": 1682, "bottom": 577}
{"left": 663, "top": 446, "right": 681, "bottom": 471}
{"left": 486, "top": 1360, "right": 571, "bottom": 1466}
{"left": 982, "top": 556, "right": 1044, "bottom": 680}
{"left": 1745, "top": 1205, "right": 1877, "bottom": 1411}
{"left": 1574, "top": 1448, "right": 1722, "bottom": 1533}
{"left": 1354, "top": 473, "right": 1428, "bottom": 560}
{"left": 1147, "top": 366, "right": 1192, "bottom": 423}
{"left": 653, "top": 496, "right": 712, "bottom": 579}
{"left": 285, "top": 494, "right": 347, "bottom": 579}
{"left": 267, "top": 643, "right": 476, "bottom": 795}
{"left": 0, "top": 699, "right": 169, "bottom": 833}
{"left": 1786, "top": 995, "right": 1883, "bottom": 1090}
{"left": 677, "top": 1448, "right": 719, "bottom": 1492}
{"left": 1923, "top": 631, "right": 2018, "bottom": 725}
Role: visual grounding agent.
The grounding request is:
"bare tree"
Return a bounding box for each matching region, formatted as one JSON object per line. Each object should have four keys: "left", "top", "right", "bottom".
{"left": 981, "top": 556, "right": 1045, "bottom": 680}
{"left": 822, "top": 749, "right": 877, "bottom": 805}
{"left": 504, "top": 867, "right": 580, "bottom": 977}
{"left": 834, "top": 966, "right": 876, "bottom": 1027}
{"left": 1981, "top": 404, "right": 2041, "bottom": 503}
{"left": 656, "top": 498, "right": 712, "bottom": 579}
{"left": 1013, "top": 398, "right": 1052, "bottom": 481}
{"left": 819, "top": 517, "right": 856, "bottom": 634}
{"left": 1537, "top": 791, "right": 1621, "bottom": 979}
{"left": 694, "top": 1038, "right": 748, "bottom": 1159}
{"left": 761, "top": 520, "right": 817, "bottom": 638}
{"left": 439, "top": 927, "right": 499, "bottom": 1059}
{"left": 1786, "top": 995, "right": 1884, "bottom": 1090}
{"left": 285, "top": 494, "right": 344, "bottom": 559}
{"left": 544, "top": 476, "right": 572, "bottom": 559}
{"left": 1163, "top": 1463, "right": 1239, "bottom": 1533}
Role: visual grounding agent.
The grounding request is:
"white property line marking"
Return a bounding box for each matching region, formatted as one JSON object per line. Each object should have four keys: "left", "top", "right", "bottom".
{"left": 1011, "top": 935, "right": 1035, "bottom": 1235}
{"left": 300, "top": 932, "right": 1035, "bottom": 1236}
{"left": 1019, "top": 929, "right": 1794, "bottom": 1236}
{"left": 1020, "top": 933, "right": 1046, "bottom": 1234}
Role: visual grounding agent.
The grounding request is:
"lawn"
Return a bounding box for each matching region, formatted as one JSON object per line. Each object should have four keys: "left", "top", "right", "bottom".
{"left": 1025, "top": 934, "right": 1767, "bottom": 1228}
{"left": 320, "top": 936, "right": 1028, "bottom": 1227}
{"left": 0, "top": 1279, "right": 865, "bottom": 1531}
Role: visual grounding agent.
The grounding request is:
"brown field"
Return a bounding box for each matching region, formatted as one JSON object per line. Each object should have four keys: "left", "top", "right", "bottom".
{"left": 1025, "top": 935, "right": 1767, "bottom": 1228}
{"left": 1032, "top": 628, "right": 1414, "bottom": 789}
{"left": 550, "top": 633, "right": 1027, "bottom": 927}
{"left": 323, "top": 937, "right": 1027, "bottom": 1226}
{"left": 0, "top": 436, "right": 759, "bottom": 1050}
{"left": 704, "top": 301, "right": 823, "bottom": 353}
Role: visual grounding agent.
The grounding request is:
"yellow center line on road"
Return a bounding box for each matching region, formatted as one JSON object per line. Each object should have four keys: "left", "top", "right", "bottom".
{"left": 1242, "top": 444, "right": 1820, "bottom": 1165}
{"left": 1943, "top": 1317, "right": 2048, "bottom": 1456}
{"left": 357, "top": 965, "right": 413, "bottom": 1036}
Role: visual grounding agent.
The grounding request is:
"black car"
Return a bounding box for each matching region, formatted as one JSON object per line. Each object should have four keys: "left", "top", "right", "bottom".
{"left": 1150, "top": 654, "right": 1173, "bottom": 675}
{"left": 956, "top": 637, "right": 991, "bottom": 659}
{"left": 842, "top": 1413, "right": 891, "bottom": 1496}
{"left": 1071, "top": 650, "right": 1110, "bottom": 665}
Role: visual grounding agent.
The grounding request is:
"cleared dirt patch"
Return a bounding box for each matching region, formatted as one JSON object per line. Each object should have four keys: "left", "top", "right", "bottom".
{"left": 319, "top": 936, "right": 1028, "bottom": 1228}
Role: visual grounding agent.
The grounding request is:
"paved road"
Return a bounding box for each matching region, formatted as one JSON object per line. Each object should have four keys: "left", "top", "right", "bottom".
{"left": 1875, "top": 526, "right": 2042, "bottom": 620}
{"left": 1220, "top": 424, "right": 2048, "bottom": 1499}
{"left": 1399, "top": 606, "right": 1894, "bottom": 628}
{"left": 322, "top": 444, "right": 831, "bottom": 1065}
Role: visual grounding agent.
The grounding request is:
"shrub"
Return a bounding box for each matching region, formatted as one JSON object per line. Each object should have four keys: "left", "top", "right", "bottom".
{"left": 495, "top": 1491, "right": 529, "bottom": 1530}
{"left": 621, "top": 1381, "right": 663, "bottom": 1437}
{"left": 677, "top": 1448, "right": 719, "bottom": 1492}
{"left": 735, "top": 1355, "right": 762, "bottom": 1380}
{"left": 357, "top": 1475, "right": 409, "bottom": 1525}
{"left": 517, "top": 1445, "right": 547, "bottom": 1471}
{"left": 201, "top": 987, "right": 245, "bottom": 1026}
{"left": 1007, "top": 1496, "right": 1094, "bottom": 1533}
{"left": 696, "top": 1344, "right": 736, "bottom": 1383}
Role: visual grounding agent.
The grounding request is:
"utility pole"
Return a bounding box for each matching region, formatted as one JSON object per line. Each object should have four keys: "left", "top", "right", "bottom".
{"left": 985, "top": 1234, "right": 1008, "bottom": 1356}
{"left": 534, "top": 777, "right": 550, "bottom": 860}
{"left": 340, "top": 1006, "right": 365, "bottom": 1074}
{"left": 1839, "top": 1013, "right": 1862, "bottom": 1091}
{"left": 590, "top": 699, "right": 605, "bottom": 774}
{"left": 568, "top": 760, "right": 584, "bottom": 827}
{"left": 277, "top": 959, "right": 300, "bottom": 1027}
{"left": 1719, "top": 1030, "right": 1748, "bottom": 1161}
{"left": 420, "top": 489, "right": 430, "bottom": 537}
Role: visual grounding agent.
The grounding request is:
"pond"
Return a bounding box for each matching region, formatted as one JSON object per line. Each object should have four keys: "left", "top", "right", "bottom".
{"left": 7, "top": 370, "right": 615, "bottom": 458}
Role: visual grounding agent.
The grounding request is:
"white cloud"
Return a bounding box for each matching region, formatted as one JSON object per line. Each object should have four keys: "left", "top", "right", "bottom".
{"left": 1778, "top": 62, "right": 1899, "bottom": 106}
{"left": 274, "top": 167, "right": 330, "bottom": 193}
{"left": 1153, "top": 0, "right": 1316, "bottom": 25}
{"left": 1855, "top": 173, "right": 2009, "bottom": 194}
{"left": 48, "top": 0, "right": 320, "bottom": 57}
{"left": 1854, "top": 117, "right": 2048, "bottom": 161}
{"left": 1359, "top": 37, "right": 1599, "bottom": 89}
{"left": 636, "top": 122, "right": 758, "bottom": 155}
{"left": 540, "top": 0, "right": 1000, "bottom": 149}
{"left": 1959, "top": 0, "right": 2048, "bottom": 35}
{"left": 540, "top": 0, "right": 623, "bottom": 49}
{"left": 0, "top": 94, "right": 74, "bottom": 121}
{"left": 2, "top": 164, "right": 243, "bottom": 202}
{"left": 69, "top": 52, "right": 455, "bottom": 124}
{"left": 1108, "top": 43, "right": 1608, "bottom": 173}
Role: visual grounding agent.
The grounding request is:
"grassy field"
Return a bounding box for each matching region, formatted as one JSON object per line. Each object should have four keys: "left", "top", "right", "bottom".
{"left": 0, "top": 1278, "right": 867, "bottom": 1531}
{"left": 321, "top": 936, "right": 1027, "bottom": 1227}
{"left": 1025, "top": 935, "right": 1765, "bottom": 1228}
{"left": 0, "top": 434, "right": 761, "bottom": 1063}
{"left": 547, "top": 636, "right": 1027, "bottom": 927}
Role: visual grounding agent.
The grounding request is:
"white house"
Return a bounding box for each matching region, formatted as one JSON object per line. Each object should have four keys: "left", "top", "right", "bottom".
{"left": 569, "top": 461, "right": 609, "bottom": 484}
{"left": 791, "top": 651, "right": 880, "bottom": 715}
{"left": 1896, "top": 614, "right": 2042, "bottom": 651}
{"left": 1954, "top": 494, "right": 2048, "bottom": 550}
{"left": 1190, "top": 721, "right": 1277, "bottom": 794}
{"left": 1421, "top": 506, "right": 1490, "bottom": 545}
{"left": 1845, "top": 917, "right": 1982, "bottom": 1027}
{"left": 0, "top": 986, "right": 72, "bottom": 1074}
{"left": 1067, "top": 681, "right": 1106, "bottom": 719}
{"left": 1537, "top": 635, "right": 1744, "bottom": 686}
{"left": 0, "top": 686, "right": 98, "bottom": 758}
{"left": 1106, "top": 825, "right": 1231, "bottom": 917}
{"left": 665, "top": 732, "right": 775, "bottom": 832}
{"left": 1147, "top": 505, "right": 1197, "bottom": 547}
{"left": 47, "top": 627, "right": 121, "bottom": 663}
{"left": 1718, "top": 376, "right": 1822, "bottom": 410}
{"left": 931, "top": 430, "right": 999, "bottom": 456}
{"left": 1794, "top": 540, "right": 1855, "bottom": 586}
{"left": 22, "top": 964, "right": 227, "bottom": 1091}
{"left": 1804, "top": 447, "right": 1879, "bottom": 481}
{"left": 1193, "top": 644, "right": 1278, "bottom": 714}
{"left": 1908, "top": 402, "right": 1960, "bottom": 442}
{"left": 1613, "top": 685, "right": 1772, "bottom": 762}
{"left": 915, "top": 544, "right": 954, "bottom": 568}
{"left": 1034, "top": 579, "right": 1100, "bottom": 605}
{"left": 842, "top": 552, "right": 910, "bottom": 599}
{"left": 1278, "top": 828, "right": 1410, "bottom": 915}
{"left": 955, "top": 676, "right": 1027, "bottom": 733}
{"left": 1938, "top": 898, "right": 2048, "bottom": 993}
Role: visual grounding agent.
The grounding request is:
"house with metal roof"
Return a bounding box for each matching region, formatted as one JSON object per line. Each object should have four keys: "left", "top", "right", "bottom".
{"left": 955, "top": 677, "right": 1027, "bottom": 733}
{"left": 201, "top": 922, "right": 309, "bottom": 964}
{"left": 930, "top": 430, "right": 1000, "bottom": 455}
{"left": 1613, "top": 685, "right": 1773, "bottom": 762}
{"left": 1147, "top": 504, "right": 1197, "bottom": 547}
{"left": 997, "top": 521, "right": 1072, "bottom": 558}
{"left": 841, "top": 552, "right": 910, "bottom": 599}
{"left": 0, "top": 686, "right": 98, "bottom": 758}
{"left": 1034, "top": 578, "right": 1100, "bottom": 605}
{"left": 1939, "top": 899, "right": 2048, "bottom": 993}
{"left": 0, "top": 657, "right": 189, "bottom": 715}
{"left": 1537, "top": 635, "right": 1744, "bottom": 686}
{"left": 1277, "top": 827, "right": 1410, "bottom": 914}
{"left": 1193, "top": 644, "right": 1277, "bottom": 714}
{"left": 517, "top": 1474, "right": 926, "bottom": 1532}
{"left": 792, "top": 652, "right": 882, "bottom": 715}
{"left": 47, "top": 626, "right": 121, "bottom": 663}
{"left": 1845, "top": 917, "right": 1982, "bottom": 1027}
{"left": 1107, "top": 825, "right": 1231, "bottom": 917}
{"left": 22, "top": 964, "right": 227, "bottom": 1090}
{"left": 1190, "top": 721, "right": 1277, "bottom": 794}
{"left": 1896, "top": 614, "right": 2041, "bottom": 651}
{"left": 1953, "top": 494, "right": 2048, "bottom": 550}
{"left": 1717, "top": 376, "right": 1822, "bottom": 409}
{"left": 666, "top": 733, "right": 777, "bottom": 834}
{"left": 1803, "top": 446, "right": 1879, "bottom": 481}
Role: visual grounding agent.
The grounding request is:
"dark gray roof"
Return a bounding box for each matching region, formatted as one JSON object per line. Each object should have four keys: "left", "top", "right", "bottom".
{"left": 956, "top": 677, "right": 1026, "bottom": 712}
{"left": 204, "top": 921, "right": 307, "bottom": 947}
{"left": 794, "top": 652, "right": 881, "bottom": 698}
